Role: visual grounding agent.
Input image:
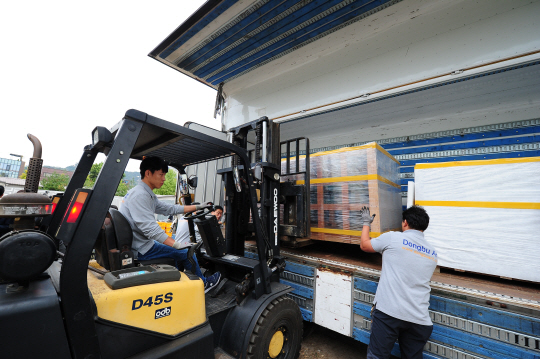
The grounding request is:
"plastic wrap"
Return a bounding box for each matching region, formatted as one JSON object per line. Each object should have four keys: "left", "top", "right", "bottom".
{"left": 282, "top": 142, "right": 402, "bottom": 243}
{"left": 415, "top": 157, "right": 540, "bottom": 282}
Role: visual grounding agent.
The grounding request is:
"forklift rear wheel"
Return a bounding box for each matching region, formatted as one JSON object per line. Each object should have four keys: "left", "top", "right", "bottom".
{"left": 247, "top": 296, "right": 303, "bottom": 359}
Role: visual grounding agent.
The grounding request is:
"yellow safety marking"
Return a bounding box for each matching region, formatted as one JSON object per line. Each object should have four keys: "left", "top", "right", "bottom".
{"left": 416, "top": 200, "right": 540, "bottom": 210}
{"left": 415, "top": 157, "right": 540, "bottom": 169}
{"left": 296, "top": 175, "right": 399, "bottom": 188}
{"left": 268, "top": 330, "right": 284, "bottom": 358}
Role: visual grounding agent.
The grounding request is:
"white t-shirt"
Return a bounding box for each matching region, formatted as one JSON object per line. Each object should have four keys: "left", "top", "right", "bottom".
{"left": 370, "top": 229, "right": 437, "bottom": 325}
{"left": 174, "top": 219, "right": 202, "bottom": 246}
{"left": 174, "top": 220, "right": 191, "bottom": 246}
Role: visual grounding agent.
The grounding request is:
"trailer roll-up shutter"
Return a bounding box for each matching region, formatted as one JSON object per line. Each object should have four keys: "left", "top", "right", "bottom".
{"left": 149, "top": 0, "right": 403, "bottom": 88}
{"left": 276, "top": 61, "right": 540, "bottom": 205}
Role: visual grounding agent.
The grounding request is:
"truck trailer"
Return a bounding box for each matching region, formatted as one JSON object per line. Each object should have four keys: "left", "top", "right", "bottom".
{"left": 149, "top": 0, "right": 540, "bottom": 358}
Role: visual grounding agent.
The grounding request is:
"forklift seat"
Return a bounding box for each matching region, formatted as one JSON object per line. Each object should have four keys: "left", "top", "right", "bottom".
{"left": 94, "top": 208, "right": 175, "bottom": 271}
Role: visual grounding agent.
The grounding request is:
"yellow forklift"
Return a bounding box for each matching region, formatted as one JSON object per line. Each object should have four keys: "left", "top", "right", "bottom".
{"left": 0, "top": 109, "right": 305, "bottom": 359}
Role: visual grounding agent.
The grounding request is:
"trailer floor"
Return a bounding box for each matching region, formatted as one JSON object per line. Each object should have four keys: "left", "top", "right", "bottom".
{"left": 256, "top": 241, "right": 540, "bottom": 305}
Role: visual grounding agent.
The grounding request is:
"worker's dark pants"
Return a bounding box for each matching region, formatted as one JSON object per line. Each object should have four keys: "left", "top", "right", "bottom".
{"left": 367, "top": 309, "right": 433, "bottom": 359}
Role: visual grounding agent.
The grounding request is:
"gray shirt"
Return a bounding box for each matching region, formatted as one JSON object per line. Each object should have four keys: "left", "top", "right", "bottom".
{"left": 119, "top": 182, "right": 185, "bottom": 256}
{"left": 371, "top": 230, "right": 437, "bottom": 325}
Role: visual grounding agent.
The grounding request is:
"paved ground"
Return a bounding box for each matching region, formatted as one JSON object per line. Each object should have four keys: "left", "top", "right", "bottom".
{"left": 298, "top": 324, "right": 369, "bottom": 359}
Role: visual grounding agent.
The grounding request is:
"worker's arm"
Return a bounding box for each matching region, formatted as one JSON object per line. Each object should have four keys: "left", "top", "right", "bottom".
{"left": 155, "top": 201, "right": 212, "bottom": 216}
{"left": 360, "top": 225, "right": 376, "bottom": 253}
{"left": 359, "top": 206, "right": 376, "bottom": 253}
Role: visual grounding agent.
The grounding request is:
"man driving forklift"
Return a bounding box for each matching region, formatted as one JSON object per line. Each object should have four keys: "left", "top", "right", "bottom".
{"left": 120, "top": 156, "right": 221, "bottom": 292}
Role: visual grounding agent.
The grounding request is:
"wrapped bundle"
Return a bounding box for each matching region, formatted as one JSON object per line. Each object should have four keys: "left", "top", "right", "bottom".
{"left": 282, "top": 142, "right": 402, "bottom": 244}
{"left": 415, "top": 157, "right": 540, "bottom": 282}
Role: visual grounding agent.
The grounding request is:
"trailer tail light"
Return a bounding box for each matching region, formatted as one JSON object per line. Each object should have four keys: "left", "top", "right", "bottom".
{"left": 66, "top": 192, "right": 88, "bottom": 223}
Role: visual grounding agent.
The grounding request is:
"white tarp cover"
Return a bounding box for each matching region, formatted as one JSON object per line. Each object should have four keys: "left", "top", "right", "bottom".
{"left": 414, "top": 158, "right": 540, "bottom": 282}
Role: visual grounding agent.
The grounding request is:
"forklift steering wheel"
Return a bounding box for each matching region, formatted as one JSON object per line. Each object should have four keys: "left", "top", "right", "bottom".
{"left": 183, "top": 208, "right": 211, "bottom": 221}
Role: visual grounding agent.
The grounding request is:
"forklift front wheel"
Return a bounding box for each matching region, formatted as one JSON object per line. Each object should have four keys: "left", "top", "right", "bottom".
{"left": 247, "top": 296, "right": 303, "bottom": 359}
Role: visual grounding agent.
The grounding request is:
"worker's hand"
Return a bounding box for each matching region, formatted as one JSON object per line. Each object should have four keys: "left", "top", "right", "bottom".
{"left": 360, "top": 206, "right": 376, "bottom": 227}
{"left": 195, "top": 204, "right": 213, "bottom": 211}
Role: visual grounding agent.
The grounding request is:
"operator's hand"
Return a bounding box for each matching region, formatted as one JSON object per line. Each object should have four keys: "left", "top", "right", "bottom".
{"left": 360, "top": 206, "right": 376, "bottom": 228}
{"left": 195, "top": 204, "right": 213, "bottom": 211}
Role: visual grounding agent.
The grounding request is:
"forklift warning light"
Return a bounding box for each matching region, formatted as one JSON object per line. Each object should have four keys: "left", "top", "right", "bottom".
{"left": 67, "top": 192, "right": 88, "bottom": 223}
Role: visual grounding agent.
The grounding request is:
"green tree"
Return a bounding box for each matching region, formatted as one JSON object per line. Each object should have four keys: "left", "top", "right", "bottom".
{"left": 84, "top": 162, "right": 128, "bottom": 196}
{"left": 41, "top": 173, "right": 70, "bottom": 191}
{"left": 115, "top": 181, "right": 129, "bottom": 197}
{"left": 84, "top": 163, "right": 104, "bottom": 188}
{"left": 19, "top": 169, "right": 27, "bottom": 179}
{"left": 153, "top": 169, "right": 177, "bottom": 195}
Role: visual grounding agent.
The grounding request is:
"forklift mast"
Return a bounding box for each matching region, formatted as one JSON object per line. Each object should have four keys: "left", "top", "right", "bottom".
{"left": 221, "top": 116, "right": 311, "bottom": 257}
{"left": 222, "top": 117, "right": 281, "bottom": 259}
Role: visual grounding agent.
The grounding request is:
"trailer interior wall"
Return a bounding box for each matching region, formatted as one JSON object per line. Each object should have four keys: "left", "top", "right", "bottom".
{"left": 277, "top": 62, "right": 540, "bottom": 151}
{"left": 222, "top": 0, "right": 540, "bottom": 131}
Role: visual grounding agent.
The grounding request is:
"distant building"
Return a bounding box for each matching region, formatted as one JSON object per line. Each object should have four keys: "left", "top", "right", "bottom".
{"left": 0, "top": 177, "right": 63, "bottom": 197}
{"left": 0, "top": 177, "right": 26, "bottom": 195}
{"left": 40, "top": 167, "right": 74, "bottom": 181}
{"left": 0, "top": 157, "right": 25, "bottom": 178}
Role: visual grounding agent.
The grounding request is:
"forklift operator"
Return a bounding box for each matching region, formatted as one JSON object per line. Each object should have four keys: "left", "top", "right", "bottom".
{"left": 120, "top": 156, "right": 221, "bottom": 292}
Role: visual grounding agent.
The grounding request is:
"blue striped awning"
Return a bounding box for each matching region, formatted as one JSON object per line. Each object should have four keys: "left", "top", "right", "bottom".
{"left": 149, "top": 0, "right": 401, "bottom": 89}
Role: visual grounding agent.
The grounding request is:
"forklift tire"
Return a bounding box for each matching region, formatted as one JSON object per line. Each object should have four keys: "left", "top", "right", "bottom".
{"left": 247, "top": 295, "right": 303, "bottom": 359}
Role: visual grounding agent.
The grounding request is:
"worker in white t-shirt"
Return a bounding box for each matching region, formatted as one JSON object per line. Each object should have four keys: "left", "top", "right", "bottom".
{"left": 174, "top": 205, "right": 223, "bottom": 246}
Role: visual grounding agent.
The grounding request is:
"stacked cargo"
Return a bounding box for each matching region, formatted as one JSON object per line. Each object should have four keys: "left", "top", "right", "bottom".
{"left": 282, "top": 142, "right": 402, "bottom": 244}
{"left": 415, "top": 157, "right": 540, "bottom": 282}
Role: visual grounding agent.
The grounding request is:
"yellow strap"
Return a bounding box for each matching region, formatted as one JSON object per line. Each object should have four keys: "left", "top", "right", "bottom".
{"left": 296, "top": 174, "right": 399, "bottom": 188}
{"left": 415, "top": 157, "right": 540, "bottom": 169}
{"left": 310, "top": 227, "right": 380, "bottom": 237}
{"left": 281, "top": 155, "right": 306, "bottom": 162}
{"left": 416, "top": 200, "right": 540, "bottom": 210}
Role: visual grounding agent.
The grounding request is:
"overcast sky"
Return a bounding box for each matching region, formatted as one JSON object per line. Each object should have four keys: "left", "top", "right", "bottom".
{"left": 0, "top": 1, "right": 216, "bottom": 172}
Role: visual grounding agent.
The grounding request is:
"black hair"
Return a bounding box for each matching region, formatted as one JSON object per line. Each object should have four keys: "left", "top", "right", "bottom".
{"left": 140, "top": 157, "right": 168, "bottom": 179}
{"left": 213, "top": 205, "right": 223, "bottom": 212}
{"left": 402, "top": 205, "right": 430, "bottom": 231}
{"left": 0, "top": 185, "right": 4, "bottom": 197}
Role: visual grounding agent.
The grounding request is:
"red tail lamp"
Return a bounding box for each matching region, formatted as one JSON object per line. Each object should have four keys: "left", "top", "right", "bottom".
{"left": 67, "top": 192, "right": 88, "bottom": 223}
